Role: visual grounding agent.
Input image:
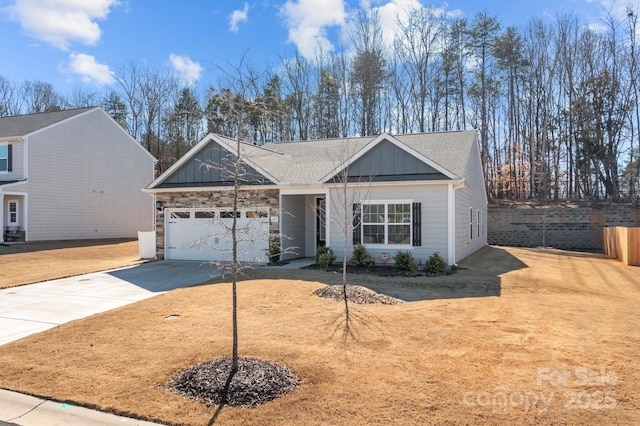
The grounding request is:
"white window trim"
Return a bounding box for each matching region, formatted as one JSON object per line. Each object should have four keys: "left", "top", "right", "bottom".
{"left": 361, "top": 199, "right": 413, "bottom": 248}
{"left": 0, "top": 144, "right": 8, "bottom": 174}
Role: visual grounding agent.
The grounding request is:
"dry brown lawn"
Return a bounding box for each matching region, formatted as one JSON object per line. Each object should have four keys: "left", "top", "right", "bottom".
{"left": 0, "top": 243, "right": 639, "bottom": 425}
{"left": 0, "top": 239, "right": 145, "bottom": 289}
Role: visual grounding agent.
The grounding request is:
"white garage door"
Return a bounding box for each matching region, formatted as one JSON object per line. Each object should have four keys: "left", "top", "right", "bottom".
{"left": 165, "top": 208, "right": 270, "bottom": 262}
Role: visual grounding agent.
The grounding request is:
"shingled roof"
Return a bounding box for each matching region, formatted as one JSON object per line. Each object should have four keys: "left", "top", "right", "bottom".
{"left": 210, "top": 130, "right": 478, "bottom": 185}
{"left": 148, "top": 130, "right": 479, "bottom": 190}
{"left": 0, "top": 107, "right": 95, "bottom": 139}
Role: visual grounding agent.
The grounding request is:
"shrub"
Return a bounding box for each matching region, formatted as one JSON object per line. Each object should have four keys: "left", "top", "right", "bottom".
{"left": 268, "top": 236, "right": 281, "bottom": 263}
{"left": 394, "top": 250, "right": 418, "bottom": 273}
{"left": 349, "top": 244, "right": 375, "bottom": 269}
{"left": 315, "top": 246, "right": 336, "bottom": 270}
{"left": 425, "top": 251, "right": 447, "bottom": 274}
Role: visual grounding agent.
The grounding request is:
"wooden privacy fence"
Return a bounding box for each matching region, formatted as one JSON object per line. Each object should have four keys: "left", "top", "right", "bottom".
{"left": 603, "top": 227, "right": 640, "bottom": 266}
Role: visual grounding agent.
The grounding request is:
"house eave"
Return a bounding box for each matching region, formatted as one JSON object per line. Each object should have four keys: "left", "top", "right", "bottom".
{"left": 144, "top": 185, "right": 280, "bottom": 194}
{"left": 321, "top": 178, "right": 464, "bottom": 188}
{"left": 144, "top": 178, "right": 466, "bottom": 194}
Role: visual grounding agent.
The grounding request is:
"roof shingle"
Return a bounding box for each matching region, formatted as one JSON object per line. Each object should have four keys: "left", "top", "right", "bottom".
{"left": 0, "top": 107, "right": 95, "bottom": 139}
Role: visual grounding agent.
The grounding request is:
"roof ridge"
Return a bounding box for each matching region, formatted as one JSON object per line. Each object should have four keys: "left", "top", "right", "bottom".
{"left": 0, "top": 106, "right": 96, "bottom": 120}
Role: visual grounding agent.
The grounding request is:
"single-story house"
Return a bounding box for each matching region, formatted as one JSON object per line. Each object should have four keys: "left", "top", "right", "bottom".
{"left": 0, "top": 107, "right": 156, "bottom": 243}
{"left": 145, "top": 131, "right": 487, "bottom": 265}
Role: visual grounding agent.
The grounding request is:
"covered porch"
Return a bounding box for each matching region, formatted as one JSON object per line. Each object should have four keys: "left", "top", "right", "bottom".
{"left": 1, "top": 192, "right": 26, "bottom": 243}
{"left": 279, "top": 191, "right": 326, "bottom": 260}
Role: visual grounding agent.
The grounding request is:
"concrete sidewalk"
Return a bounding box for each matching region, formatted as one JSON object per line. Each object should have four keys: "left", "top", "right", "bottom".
{"left": 0, "top": 389, "right": 165, "bottom": 425}
{"left": 0, "top": 260, "right": 219, "bottom": 345}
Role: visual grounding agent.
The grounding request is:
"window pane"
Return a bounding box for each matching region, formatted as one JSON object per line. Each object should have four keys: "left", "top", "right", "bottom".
{"left": 363, "top": 204, "right": 384, "bottom": 223}
{"left": 220, "top": 210, "right": 240, "bottom": 219}
{"left": 0, "top": 159, "right": 6, "bottom": 171}
{"left": 388, "top": 224, "right": 411, "bottom": 244}
{"left": 195, "top": 211, "right": 216, "bottom": 219}
{"left": 363, "top": 224, "right": 384, "bottom": 244}
{"left": 171, "top": 211, "right": 190, "bottom": 219}
{"left": 388, "top": 203, "right": 411, "bottom": 224}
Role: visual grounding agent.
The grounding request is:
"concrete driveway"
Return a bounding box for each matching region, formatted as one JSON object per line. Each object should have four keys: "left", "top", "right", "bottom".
{"left": 0, "top": 260, "right": 220, "bottom": 345}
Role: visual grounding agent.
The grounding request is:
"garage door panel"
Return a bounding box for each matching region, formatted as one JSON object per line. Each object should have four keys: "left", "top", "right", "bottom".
{"left": 166, "top": 211, "right": 269, "bottom": 262}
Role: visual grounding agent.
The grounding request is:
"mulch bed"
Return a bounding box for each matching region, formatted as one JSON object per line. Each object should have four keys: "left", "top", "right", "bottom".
{"left": 171, "top": 357, "right": 299, "bottom": 408}
{"left": 304, "top": 263, "right": 458, "bottom": 277}
{"left": 314, "top": 284, "right": 403, "bottom": 305}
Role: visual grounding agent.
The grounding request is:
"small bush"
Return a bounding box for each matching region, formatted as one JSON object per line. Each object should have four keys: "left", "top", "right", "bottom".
{"left": 268, "top": 237, "right": 281, "bottom": 263}
{"left": 350, "top": 244, "right": 375, "bottom": 269}
{"left": 425, "top": 252, "right": 447, "bottom": 273}
{"left": 394, "top": 250, "right": 418, "bottom": 274}
{"left": 315, "top": 246, "right": 335, "bottom": 270}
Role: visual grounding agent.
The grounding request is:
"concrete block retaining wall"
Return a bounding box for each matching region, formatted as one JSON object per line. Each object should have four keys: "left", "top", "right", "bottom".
{"left": 488, "top": 201, "right": 640, "bottom": 251}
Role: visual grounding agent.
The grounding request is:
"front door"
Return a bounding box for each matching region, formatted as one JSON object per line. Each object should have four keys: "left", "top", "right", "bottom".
{"left": 316, "top": 197, "right": 326, "bottom": 248}
{"left": 7, "top": 200, "right": 18, "bottom": 226}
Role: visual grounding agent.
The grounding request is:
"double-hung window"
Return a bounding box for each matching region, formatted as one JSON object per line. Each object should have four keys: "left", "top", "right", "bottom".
{"left": 0, "top": 145, "right": 8, "bottom": 172}
{"left": 361, "top": 201, "right": 412, "bottom": 246}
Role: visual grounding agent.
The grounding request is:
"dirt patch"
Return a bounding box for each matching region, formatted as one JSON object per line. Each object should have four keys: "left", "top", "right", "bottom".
{"left": 0, "top": 246, "right": 638, "bottom": 425}
{"left": 0, "top": 239, "right": 146, "bottom": 289}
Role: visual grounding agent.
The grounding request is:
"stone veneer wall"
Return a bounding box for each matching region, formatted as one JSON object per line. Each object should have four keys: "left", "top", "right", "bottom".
{"left": 154, "top": 189, "right": 280, "bottom": 259}
{"left": 488, "top": 201, "right": 640, "bottom": 251}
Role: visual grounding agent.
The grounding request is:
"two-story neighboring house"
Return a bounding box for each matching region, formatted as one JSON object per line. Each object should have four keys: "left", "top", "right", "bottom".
{"left": 0, "top": 107, "right": 156, "bottom": 243}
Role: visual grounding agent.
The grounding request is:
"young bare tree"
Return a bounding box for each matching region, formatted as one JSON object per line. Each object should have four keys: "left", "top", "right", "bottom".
{"left": 322, "top": 140, "right": 373, "bottom": 321}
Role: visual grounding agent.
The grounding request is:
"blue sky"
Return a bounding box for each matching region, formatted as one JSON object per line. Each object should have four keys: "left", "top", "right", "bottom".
{"left": 0, "top": 0, "right": 634, "bottom": 97}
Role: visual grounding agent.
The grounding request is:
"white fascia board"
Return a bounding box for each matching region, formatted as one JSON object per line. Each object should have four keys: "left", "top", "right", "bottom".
{"left": 321, "top": 178, "right": 464, "bottom": 189}
{"left": 144, "top": 184, "right": 278, "bottom": 194}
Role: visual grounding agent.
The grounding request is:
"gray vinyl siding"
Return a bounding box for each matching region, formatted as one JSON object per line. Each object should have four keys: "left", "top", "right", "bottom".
{"left": 280, "top": 194, "right": 306, "bottom": 260}
{"left": 454, "top": 136, "right": 488, "bottom": 262}
{"left": 304, "top": 194, "right": 319, "bottom": 257}
{"left": 18, "top": 108, "right": 155, "bottom": 241}
{"left": 326, "top": 184, "right": 450, "bottom": 264}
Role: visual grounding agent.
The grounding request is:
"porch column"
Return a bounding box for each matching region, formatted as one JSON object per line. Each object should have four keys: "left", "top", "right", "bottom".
{"left": 447, "top": 183, "right": 455, "bottom": 264}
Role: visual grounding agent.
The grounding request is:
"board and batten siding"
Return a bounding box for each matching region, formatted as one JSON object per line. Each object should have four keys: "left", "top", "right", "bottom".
{"left": 18, "top": 108, "right": 155, "bottom": 241}
{"left": 454, "top": 136, "right": 488, "bottom": 262}
{"left": 326, "top": 184, "right": 450, "bottom": 264}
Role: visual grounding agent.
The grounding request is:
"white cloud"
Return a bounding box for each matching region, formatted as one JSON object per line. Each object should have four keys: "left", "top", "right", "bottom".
{"left": 66, "top": 53, "right": 115, "bottom": 85}
{"left": 281, "top": 0, "right": 347, "bottom": 59}
{"left": 5, "top": 0, "right": 118, "bottom": 50}
{"left": 229, "top": 2, "right": 249, "bottom": 33}
{"left": 369, "top": 0, "right": 457, "bottom": 49}
{"left": 169, "top": 54, "right": 203, "bottom": 85}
